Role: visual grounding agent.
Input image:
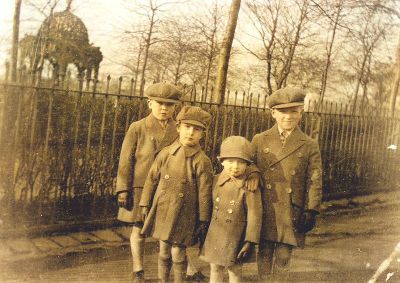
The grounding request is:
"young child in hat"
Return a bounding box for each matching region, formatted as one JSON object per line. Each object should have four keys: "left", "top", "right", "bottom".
{"left": 200, "top": 136, "right": 262, "bottom": 283}
{"left": 115, "top": 83, "right": 182, "bottom": 282}
{"left": 139, "top": 106, "right": 213, "bottom": 283}
{"left": 251, "top": 87, "right": 322, "bottom": 281}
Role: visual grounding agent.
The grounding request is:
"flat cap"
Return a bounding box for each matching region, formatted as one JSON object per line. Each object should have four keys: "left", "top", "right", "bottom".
{"left": 145, "top": 83, "right": 182, "bottom": 104}
{"left": 219, "top": 136, "right": 253, "bottom": 163}
{"left": 176, "top": 106, "right": 211, "bottom": 129}
{"left": 266, "top": 87, "right": 306, "bottom": 109}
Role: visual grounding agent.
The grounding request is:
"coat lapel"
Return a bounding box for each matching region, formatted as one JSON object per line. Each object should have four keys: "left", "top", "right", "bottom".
{"left": 145, "top": 114, "right": 178, "bottom": 154}
{"left": 267, "top": 125, "right": 307, "bottom": 167}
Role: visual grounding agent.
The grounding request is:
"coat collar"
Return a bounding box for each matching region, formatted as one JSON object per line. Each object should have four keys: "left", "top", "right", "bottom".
{"left": 265, "top": 124, "right": 308, "bottom": 166}
{"left": 217, "top": 170, "right": 246, "bottom": 188}
{"left": 144, "top": 113, "right": 175, "bottom": 131}
{"left": 145, "top": 114, "right": 178, "bottom": 153}
{"left": 169, "top": 140, "right": 202, "bottom": 157}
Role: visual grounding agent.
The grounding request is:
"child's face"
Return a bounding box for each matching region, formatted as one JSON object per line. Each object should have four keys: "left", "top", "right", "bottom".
{"left": 271, "top": 106, "right": 303, "bottom": 131}
{"left": 177, "top": 122, "right": 204, "bottom": 147}
{"left": 148, "top": 99, "right": 176, "bottom": 121}
{"left": 221, "top": 158, "right": 248, "bottom": 178}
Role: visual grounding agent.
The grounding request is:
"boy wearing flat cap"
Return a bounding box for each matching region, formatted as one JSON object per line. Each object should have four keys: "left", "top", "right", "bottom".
{"left": 116, "top": 83, "right": 182, "bottom": 282}
{"left": 200, "top": 136, "right": 262, "bottom": 283}
{"left": 139, "top": 106, "right": 213, "bottom": 283}
{"left": 251, "top": 87, "right": 322, "bottom": 280}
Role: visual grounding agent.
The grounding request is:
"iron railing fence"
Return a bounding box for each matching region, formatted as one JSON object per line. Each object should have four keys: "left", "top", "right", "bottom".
{"left": 0, "top": 77, "right": 399, "bottom": 233}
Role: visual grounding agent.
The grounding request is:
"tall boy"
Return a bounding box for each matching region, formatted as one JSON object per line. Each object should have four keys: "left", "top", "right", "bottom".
{"left": 251, "top": 87, "right": 322, "bottom": 280}
{"left": 139, "top": 106, "right": 213, "bottom": 283}
{"left": 116, "top": 83, "right": 182, "bottom": 282}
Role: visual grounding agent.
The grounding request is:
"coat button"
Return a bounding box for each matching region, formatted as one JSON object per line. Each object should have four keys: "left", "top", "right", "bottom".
{"left": 270, "top": 167, "right": 275, "bottom": 171}
{"left": 263, "top": 147, "right": 270, "bottom": 153}
{"left": 226, "top": 219, "right": 232, "bottom": 223}
{"left": 178, "top": 192, "right": 184, "bottom": 198}
{"left": 161, "top": 190, "right": 166, "bottom": 194}
{"left": 297, "top": 152, "right": 303, "bottom": 157}
{"left": 215, "top": 197, "right": 220, "bottom": 202}
{"left": 150, "top": 136, "right": 154, "bottom": 141}
{"left": 229, "top": 200, "right": 235, "bottom": 205}
{"left": 227, "top": 208, "right": 233, "bottom": 214}
{"left": 164, "top": 174, "right": 170, "bottom": 180}
{"left": 286, "top": 187, "right": 292, "bottom": 193}
{"left": 266, "top": 184, "right": 272, "bottom": 190}
{"left": 215, "top": 206, "right": 219, "bottom": 211}
{"left": 290, "top": 169, "right": 296, "bottom": 176}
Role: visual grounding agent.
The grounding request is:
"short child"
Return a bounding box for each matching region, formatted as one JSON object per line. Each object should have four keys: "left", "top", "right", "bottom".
{"left": 139, "top": 106, "right": 213, "bottom": 283}
{"left": 200, "top": 136, "right": 262, "bottom": 283}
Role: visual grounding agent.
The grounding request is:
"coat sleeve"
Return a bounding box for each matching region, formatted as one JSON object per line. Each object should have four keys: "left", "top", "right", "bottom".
{"left": 116, "top": 123, "right": 138, "bottom": 193}
{"left": 244, "top": 188, "right": 263, "bottom": 244}
{"left": 139, "top": 151, "right": 163, "bottom": 208}
{"left": 306, "top": 140, "right": 323, "bottom": 212}
{"left": 195, "top": 155, "right": 213, "bottom": 222}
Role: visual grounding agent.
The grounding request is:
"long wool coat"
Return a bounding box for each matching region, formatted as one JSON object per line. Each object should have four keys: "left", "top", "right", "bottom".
{"left": 139, "top": 141, "right": 213, "bottom": 246}
{"left": 116, "top": 114, "right": 178, "bottom": 223}
{"left": 200, "top": 170, "right": 262, "bottom": 267}
{"left": 251, "top": 125, "right": 322, "bottom": 248}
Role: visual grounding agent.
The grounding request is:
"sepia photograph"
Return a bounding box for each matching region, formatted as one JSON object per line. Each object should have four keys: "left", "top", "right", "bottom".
{"left": 0, "top": 0, "right": 399, "bottom": 282}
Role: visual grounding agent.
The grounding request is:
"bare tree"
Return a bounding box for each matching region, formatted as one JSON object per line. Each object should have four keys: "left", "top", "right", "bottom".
{"left": 214, "top": 0, "right": 241, "bottom": 104}
{"left": 390, "top": 36, "right": 400, "bottom": 116}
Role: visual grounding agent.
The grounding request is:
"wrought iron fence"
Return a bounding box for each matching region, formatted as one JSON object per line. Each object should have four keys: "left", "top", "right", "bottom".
{"left": 0, "top": 75, "right": 399, "bottom": 233}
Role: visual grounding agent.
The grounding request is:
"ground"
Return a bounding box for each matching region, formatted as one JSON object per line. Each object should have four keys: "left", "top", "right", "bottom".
{"left": 1, "top": 203, "right": 400, "bottom": 282}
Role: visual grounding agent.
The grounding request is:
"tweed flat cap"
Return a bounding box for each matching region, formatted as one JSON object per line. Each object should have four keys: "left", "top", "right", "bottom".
{"left": 176, "top": 106, "right": 211, "bottom": 129}
{"left": 219, "top": 136, "right": 253, "bottom": 163}
{"left": 145, "top": 83, "right": 182, "bottom": 103}
{"left": 266, "top": 87, "right": 306, "bottom": 109}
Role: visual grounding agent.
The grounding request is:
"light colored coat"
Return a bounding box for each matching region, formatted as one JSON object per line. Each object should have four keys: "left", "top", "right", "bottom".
{"left": 116, "top": 114, "right": 178, "bottom": 223}
{"left": 251, "top": 125, "right": 322, "bottom": 247}
{"left": 200, "top": 170, "right": 262, "bottom": 267}
{"left": 139, "top": 141, "right": 213, "bottom": 246}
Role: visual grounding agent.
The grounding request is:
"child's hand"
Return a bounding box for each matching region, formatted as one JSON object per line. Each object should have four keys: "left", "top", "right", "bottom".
{"left": 237, "top": 242, "right": 254, "bottom": 261}
{"left": 245, "top": 172, "right": 260, "bottom": 192}
{"left": 141, "top": 206, "right": 149, "bottom": 222}
{"left": 195, "top": 221, "right": 209, "bottom": 247}
{"left": 117, "top": 192, "right": 128, "bottom": 208}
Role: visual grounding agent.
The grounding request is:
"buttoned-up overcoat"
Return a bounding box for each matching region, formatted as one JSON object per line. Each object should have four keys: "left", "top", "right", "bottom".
{"left": 251, "top": 124, "right": 322, "bottom": 247}
{"left": 200, "top": 170, "right": 262, "bottom": 267}
{"left": 139, "top": 141, "right": 213, "bottom": 246}
{"left": 116, "top": 114, "right": 178, "bottom": 223}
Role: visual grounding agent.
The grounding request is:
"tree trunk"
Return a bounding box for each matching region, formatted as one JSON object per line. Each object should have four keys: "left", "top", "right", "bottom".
{"left": 213, "top": 0, "right": 241, "bottom": 104}
{"left": 11, "top": 0, "right": 22, "bottom": 82}
{"left": 390, "top": 35, "right": 400, "bottom": 117}
{"left": 139, "top": 7, "right": 156, "bottom": 96}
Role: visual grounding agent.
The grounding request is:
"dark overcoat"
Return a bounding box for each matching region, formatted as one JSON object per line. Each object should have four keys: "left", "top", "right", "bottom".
{"left": 251, "top": 125, "right": 322, "bottom": 247}
{"left": 116, "top": 114, "right": 178, "bottom": 223}
{"left": 200, "top": 170, "right": 262, "bottom": 267}
{"left": 139, "top": 141, "right": 213, "bottom": 246}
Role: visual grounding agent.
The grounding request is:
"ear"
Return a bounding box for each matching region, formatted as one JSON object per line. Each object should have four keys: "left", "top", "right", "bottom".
{"left": 270, "top": 109, "right": 277, "bottom": 119}
{"left": 147, "top": 99, "right": 152, "bottom": 109}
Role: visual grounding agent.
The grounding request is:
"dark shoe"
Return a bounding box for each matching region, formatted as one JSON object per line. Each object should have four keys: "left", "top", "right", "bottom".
{"left": 184, "top": 271, "right": 208, "bottom": 282}
{"left": 133, "top": 270, "right": 145, "bottom": 283}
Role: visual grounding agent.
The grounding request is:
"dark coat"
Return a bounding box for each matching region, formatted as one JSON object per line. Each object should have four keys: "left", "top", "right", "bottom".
{"left": 116, "top": 114, "right": 178, "bottom": 223}
{"left": 200, "top": 170, "right": 262, "bottom": 267}
{"left": 139, "top": 141, "right": 213, "bottom": 246}
{"left": 251, "top": 125, "right": 322, "bottom": 247}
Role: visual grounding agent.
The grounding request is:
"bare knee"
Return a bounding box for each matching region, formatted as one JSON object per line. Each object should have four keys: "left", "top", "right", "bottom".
{"left": 171, "top": 246, "right": 186, "bottom": 263}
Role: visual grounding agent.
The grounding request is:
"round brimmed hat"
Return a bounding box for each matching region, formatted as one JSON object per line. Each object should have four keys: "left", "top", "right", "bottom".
{"left": 176, "top": 106, "right": 211, "bottom": 129}
{"left": 145, "top": 83, "right": 182, "bottom": 104}
{"left": 219, "top": 136, "right": 253, "bottom": 163}
{"left": 266, "top": 87, "right": 306, "bottom": 109}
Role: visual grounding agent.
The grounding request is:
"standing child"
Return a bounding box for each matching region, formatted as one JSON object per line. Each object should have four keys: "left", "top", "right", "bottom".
{"left": 251, "top": 87, "right": 322, "bottom": 281}
{"left": 139, "top": 106, "right": 213, "bottom": 283}
{"left": 200, "top": 136, "right": 262, "bottom": 283}
{"left": 116, "top": 83, "right": 182, "bottom": 282}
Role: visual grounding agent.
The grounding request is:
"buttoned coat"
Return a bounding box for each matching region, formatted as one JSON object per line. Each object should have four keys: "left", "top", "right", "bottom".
{"left": 116, "top": 114, "right": 178, "bottom": 223}
{"left": 200, "top": 170, "right": 262, "bottom": 267}
{"left": 251, "top": 125, "right": 322, "bottom": 248}
{"left": 139, "top": 141, "right": 213, "bottom": 246}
